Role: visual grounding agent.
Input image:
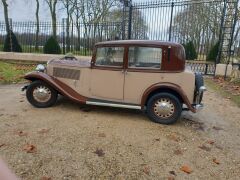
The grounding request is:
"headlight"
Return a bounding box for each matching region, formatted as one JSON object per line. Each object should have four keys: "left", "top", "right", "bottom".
{"left": 36, "top": 64, "right": 45, "bottom": 72}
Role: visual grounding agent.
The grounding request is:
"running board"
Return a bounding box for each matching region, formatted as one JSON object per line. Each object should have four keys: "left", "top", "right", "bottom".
{"left": 86, "top": 101, "right": 141, "bottom": 110}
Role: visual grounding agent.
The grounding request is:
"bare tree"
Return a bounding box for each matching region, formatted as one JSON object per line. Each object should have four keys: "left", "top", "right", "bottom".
{"left": 61, "top": 0, "right": 75, "bottom": 52}
{"left": 44, "top": 0, "right": 58, "bottom": 39}
{"left": 1, "top": 0, "right": 10, "bottom": 34}
{"left": 73, "top": 0, "right": 117, "bottom": 37}
{"left": 172, "top": 1, "right": 222, "bottom": 55}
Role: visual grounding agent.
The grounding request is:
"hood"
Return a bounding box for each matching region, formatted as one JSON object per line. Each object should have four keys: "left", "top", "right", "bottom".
{"left": 47, "top": 56, "right": 91, "bottom": 68}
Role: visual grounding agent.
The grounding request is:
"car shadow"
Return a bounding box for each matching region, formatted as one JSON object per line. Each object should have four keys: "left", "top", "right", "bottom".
{"left": 55, "top": 96, "right": 146, "bottom": 117}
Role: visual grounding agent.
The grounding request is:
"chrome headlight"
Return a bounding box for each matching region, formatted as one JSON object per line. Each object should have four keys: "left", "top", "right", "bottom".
{"left": 36, "top": 64, "right": 45, "bottom": 72}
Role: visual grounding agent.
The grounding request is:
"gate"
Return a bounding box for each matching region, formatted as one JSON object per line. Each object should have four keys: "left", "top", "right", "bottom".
{"left": 124, "top": 0, "right": 239, "bottom": 66}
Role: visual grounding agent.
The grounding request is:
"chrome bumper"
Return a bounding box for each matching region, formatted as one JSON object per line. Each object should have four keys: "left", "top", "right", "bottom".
{"left": 193, "top": 86, "right": 206, "bottom": 112}
{"left": 21, "top": 85, "right": 28, "bottom": 91}
{"left": 194, "top": 103, "right": 204, "bottom": 112}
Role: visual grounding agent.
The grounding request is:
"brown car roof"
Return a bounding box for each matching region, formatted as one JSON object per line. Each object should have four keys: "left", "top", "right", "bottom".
{"left": 95, "top": 40, "right": 182, "bottom": 47}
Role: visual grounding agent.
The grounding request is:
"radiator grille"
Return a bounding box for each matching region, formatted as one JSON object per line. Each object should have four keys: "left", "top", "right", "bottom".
{"left": 53, "top": 67, "right": 80, "bottom": 80}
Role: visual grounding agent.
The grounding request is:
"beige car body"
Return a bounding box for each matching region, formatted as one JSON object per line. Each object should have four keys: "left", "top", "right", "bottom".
{"left": 24, "top": 40, "right": 205, "bottom": 117}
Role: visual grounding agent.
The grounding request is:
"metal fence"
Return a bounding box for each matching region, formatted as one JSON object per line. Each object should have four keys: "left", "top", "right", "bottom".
{"left": 0, "top": 0, "right": 239, "bottom": 65}
{"left": 127, "top": 0, "right": 226, "bottom": 61}
{"left": 0, "top": 21, "right": 123, "bottom": 56}
{"left": 186, "top": 62, "right": 216, "bottom": 75}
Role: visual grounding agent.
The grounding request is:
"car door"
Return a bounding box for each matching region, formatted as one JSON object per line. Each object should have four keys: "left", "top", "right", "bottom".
{"left": 90, "top": 46, "right": 125, "bottom": 101}
{"left": 124, "top": 46, "right": 164, "bottom": 104}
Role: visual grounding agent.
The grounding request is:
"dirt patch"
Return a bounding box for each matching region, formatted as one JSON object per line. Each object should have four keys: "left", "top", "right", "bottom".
{"left": 0, "top": 84, "right": 240, "bottom": 179}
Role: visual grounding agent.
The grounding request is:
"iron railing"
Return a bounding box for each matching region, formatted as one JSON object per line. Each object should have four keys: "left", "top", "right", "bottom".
{"left": 186, "top": 62, "right": 216, "bottom": 75}
{"left": 0, "top": 0, "right": 239, "bottom": 69}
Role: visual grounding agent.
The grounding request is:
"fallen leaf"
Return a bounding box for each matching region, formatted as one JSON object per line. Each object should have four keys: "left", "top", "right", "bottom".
{"left": 93, "top": 148, "right": 105, "bottom": 157}
{"left": 142, "top": 166, "right": 150, "bottom": 175}
{"left": 155, "top": 138, "right": 160, "bottom": 141}
{"left": 19, "top": 100, "right": 24, "bottom": 102}
{"left": 198, "top": 144, "right": 211, "bottom": 151}
{"left": 23, "top": 144, "right": 37, "bottom": 153}
{"left": 167, "top": 134, "right": 180, "bottom": 142}
{"left": 174, "top": 149, "right": 183, "bottom": 155}
{"left": 180, "top": 165, "right": 193, "bottom": 174}
{"left": 0, "top": 144, "right": 6, "bottom": 148}
{"left": 212, "top": 126, "right": 224, "bottom": 131}
{"left": 98, "top": 133, "right": 106, "bottom": 138}
{"left": 38, "top": 129, "right": 50, "bottom": 134}
{"left": 41, "top": 177, "right": 51, "bottom": 180}
{"left": 169, "top": 171, "right": 176, "bottom": 176}
{"left": 226, "top": 96, "right": 231, "bottom": 99}
{"left": 207, "top": 140, "right": 215, "bottom": 145}
{"left": 213, "top": 158, "right": 220, "bottom": 165}
{"left": 15, "top": 130, "right": 28, "bottom": 137}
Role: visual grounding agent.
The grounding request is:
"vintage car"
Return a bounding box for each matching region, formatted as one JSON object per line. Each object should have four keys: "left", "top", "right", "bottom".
{"left": 22, "top": 40, "right": 206, "bottom": 124}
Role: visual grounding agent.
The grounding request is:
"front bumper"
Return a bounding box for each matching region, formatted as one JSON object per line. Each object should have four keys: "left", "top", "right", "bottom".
{"left": 21, "top": 85, "right": 28, "bottom": 91}
{"left": 193, "top": 86, "right": 206, "bottom": 112}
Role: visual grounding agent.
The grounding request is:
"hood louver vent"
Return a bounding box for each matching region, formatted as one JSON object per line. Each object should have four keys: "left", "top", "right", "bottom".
{"left": 53, "top": 67, "right": 80, "bottom": 80}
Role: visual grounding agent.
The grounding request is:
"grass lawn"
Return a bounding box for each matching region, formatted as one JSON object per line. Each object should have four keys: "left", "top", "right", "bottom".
{"left": 205, "top": 77, "right": 240, "bottom": 107}
{"left": 0, "top": 61, "right": 35, "bottom": 84}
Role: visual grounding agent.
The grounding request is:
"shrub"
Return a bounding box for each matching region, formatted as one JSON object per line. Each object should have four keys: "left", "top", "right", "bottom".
{"left": 3, "top": 31, "right": 22, "bottom": 52}
{"left": 183, "top": 41, "right": 197, "bottom": 60}
{"left": 43, "top": 36, "right": 61, "bottom": 54}
{"left": 206, "top": 41, "right": 220, "bottom": 62}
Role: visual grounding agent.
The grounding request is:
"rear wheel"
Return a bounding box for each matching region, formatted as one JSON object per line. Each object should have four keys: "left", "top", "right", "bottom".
{"left": 146, "top": 93, "right": 182, "bottom": 124}
{"left": 26, "top": 80, "right": 58, "bottom": 108}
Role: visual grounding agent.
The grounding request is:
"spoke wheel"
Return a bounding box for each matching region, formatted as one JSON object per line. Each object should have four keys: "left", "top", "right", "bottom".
{"left": 153, "top": 98, "right": 175, "bottom": 118}
{"left": 147, "top": 93, "right": 182, "bottom": 125}
{"left": 33, "top": 86, "right": 52, "bottom": 103}
{"left": 26, "top": 80, "right": 58, "bottom": 108}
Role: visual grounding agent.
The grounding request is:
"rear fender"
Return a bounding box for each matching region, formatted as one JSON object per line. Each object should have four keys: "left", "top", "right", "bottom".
{"left": 141, "top": 82, "right": 196, "bottom": 113}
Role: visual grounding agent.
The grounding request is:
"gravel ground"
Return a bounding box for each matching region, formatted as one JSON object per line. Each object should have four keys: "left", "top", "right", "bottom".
{"left": 0, "top": 84, "right": 240, "bottom": 180}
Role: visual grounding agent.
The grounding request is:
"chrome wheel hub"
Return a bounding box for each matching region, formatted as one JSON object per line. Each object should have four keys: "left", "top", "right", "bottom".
{"left": 153, "top": 98, "right": 175, "bottom": 118}
{"left": 33, "top": 86, "right": 51, "bottom": 103}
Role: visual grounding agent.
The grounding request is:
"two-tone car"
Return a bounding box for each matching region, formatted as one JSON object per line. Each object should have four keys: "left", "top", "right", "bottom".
{"left": 22, "top": 40, "right": 206, "bottom": 124}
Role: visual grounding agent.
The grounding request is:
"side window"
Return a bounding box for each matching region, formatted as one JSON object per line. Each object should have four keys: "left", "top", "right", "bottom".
{"left": 95, "top": 47, "right": 124, "bottom": 67}
{"left": 128, "top": 47, "right": 162, "bottom": 68}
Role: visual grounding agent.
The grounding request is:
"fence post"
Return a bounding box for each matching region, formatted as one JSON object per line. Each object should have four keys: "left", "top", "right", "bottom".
{"left": 122, "top": 5, "right": 126, "bottom": 40}
{"left": 128, "top": 1, "right": 133, "bottom": 40}
{"left": 205, "top": 63, "right": 208, "bottom": 75}
{"left": 9, "top": 18, "right": 13, "bottom": 52}
{"left": 169, "top": 2, "right": 174, "bottom": 41}
{"left": 62, "top": 18, "right": 66, "bottom": 54}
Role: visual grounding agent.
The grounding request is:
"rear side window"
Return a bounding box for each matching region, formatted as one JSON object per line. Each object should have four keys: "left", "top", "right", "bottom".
{"left": 95, "top": 47, "right": 124, "bottom": 67}
{"left": 128, "top": 47, "right": 162, "bottom": 69}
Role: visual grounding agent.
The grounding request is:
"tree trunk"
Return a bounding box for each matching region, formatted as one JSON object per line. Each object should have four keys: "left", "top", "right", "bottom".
{"left": 2, "top": 0, "right": 10, "bottom": 34}
{"left": 52, "top": 12, "right": 57, "bottom": 39}
{"left": 35, "top": 0, "right": 40, "bottom": 51}
{"left": 66, "top": 2, "right": 70, "bottom": 52}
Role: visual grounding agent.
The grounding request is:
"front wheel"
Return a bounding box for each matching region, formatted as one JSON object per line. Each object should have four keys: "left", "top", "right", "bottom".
{"left": 146, "top": 93, "right": 182, "bottom": 125}
{"left": 26, "top": 80, "right": 58, "bottom": 108}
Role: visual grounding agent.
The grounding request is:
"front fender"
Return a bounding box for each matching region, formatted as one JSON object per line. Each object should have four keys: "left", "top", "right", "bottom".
{"left": 24, "top": 71, "right": 87, "bottom": 104}
{"left": 141, "top": 82, "right": 196, "bottom": 113}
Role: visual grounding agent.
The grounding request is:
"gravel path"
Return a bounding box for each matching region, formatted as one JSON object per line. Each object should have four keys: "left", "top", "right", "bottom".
{"left": 0, "top": 84, "right": 239, "bottom": 180}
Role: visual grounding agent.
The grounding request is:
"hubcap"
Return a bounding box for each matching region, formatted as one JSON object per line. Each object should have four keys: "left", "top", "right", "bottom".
{"left": 153, "top": 98, "right": 175, "bottom": 118}
{"left": 33, "top": 86, "right": 51, "bottom": 103}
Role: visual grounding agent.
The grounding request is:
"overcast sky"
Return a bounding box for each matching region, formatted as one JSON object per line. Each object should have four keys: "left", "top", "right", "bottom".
{"left": 0, "top": 0, "right": 149, "bottom": 21}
